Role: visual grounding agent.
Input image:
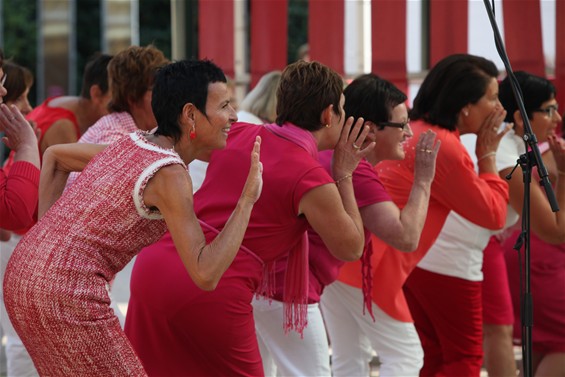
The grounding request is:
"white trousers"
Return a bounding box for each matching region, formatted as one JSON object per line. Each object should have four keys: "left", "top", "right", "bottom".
{"left": 1, "top": 235, "right": 38, "bottom": 377}
{"left": 320, "top": 281, "right": 423, "bottom": 377}
{"left": 253, "top": 297, "right": 331, "bottom": 377}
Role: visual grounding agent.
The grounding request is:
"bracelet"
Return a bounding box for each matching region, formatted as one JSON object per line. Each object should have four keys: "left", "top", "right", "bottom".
{"left": 335, "top": 174, "right": 353, "bottom": 187}
{"left": 478, "top": 151, "right": 496, "bottom": 162}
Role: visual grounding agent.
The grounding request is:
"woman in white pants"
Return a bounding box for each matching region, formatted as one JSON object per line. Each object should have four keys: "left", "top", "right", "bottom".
{"left": 253, "top": 74, "right": 439, "bottom": 376}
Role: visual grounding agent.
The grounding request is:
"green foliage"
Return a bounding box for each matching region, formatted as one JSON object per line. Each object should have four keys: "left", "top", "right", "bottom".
{"left": 76, "top": 0, "right": 102, "bottom": 95}
{"left": 139, "top": 0, "right": 171, "bottom": 59}
{"left": 2, "top": 0, "right": 38, "bottom": 105}
{"left": 287, "top": 0, "right": 308, "bottom": 64}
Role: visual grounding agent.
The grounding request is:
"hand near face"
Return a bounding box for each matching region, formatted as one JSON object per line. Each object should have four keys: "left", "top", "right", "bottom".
{"left": 414, "top": 130, "right": 441, "bottom": 184}
{"left": 0, "top": 104, "right": 38, "bottom": 152}
{"left": 332, "top": 116, "right": 376, "bottom": 179}
{"left": 547, "top": 133, "right": 565, "bottom": 175}
{"left": 240, "top": 136, "right": 263, "bottom": 205}
{"left": 474, "top": 108, "right": 510, "bottom": 159}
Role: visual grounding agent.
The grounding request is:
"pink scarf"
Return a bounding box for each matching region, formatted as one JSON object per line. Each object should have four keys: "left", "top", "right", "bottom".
{"left": 263, "top": 122, "right": 318, "bottom": 335}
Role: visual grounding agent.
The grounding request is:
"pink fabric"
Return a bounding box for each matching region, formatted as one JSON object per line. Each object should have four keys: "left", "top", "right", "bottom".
{"left": 271, "top": 150, "right": 391, "bottom": 313}
{"left": 4, "top": 132, "right": 185, "bottom": 375}
{"left": 0, "top": 161, "right": 39, "bottom": 230}
{"left": 482, "top": 236, "right": 514, "bottom": 325}
{"left": 126, "top": 122, "right": 334, "bottom": 376}
{"left": 263, "top": 122, "right": 319, "bottom": 334}
{"left": 504, "top": 230, "right": 565, "bottom": 353}
{"left": 66, "top": 112, "right": 139, "bottom": 188}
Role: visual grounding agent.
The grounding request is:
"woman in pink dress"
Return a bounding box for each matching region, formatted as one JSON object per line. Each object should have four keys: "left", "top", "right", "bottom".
{"left": 3, "top": 59, "right": 263, "bottom": 376}
{"left": 124, "top": 60, "right": 377, "bottom": 376}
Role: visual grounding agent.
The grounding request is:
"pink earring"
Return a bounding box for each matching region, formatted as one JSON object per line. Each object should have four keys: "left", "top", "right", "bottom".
{"left": 190, "top": 125, "right": 197, "bottom": 140}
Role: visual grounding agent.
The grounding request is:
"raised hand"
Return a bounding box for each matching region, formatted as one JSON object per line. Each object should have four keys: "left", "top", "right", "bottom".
{"left": 414, "top": 130, "right": 441, "bottom": 184}
{"left": 547, "top": 133, "right": 565, "bottom": 175}
{"left": 0, "top": 104, "right": 40, "bottom": 168}
{"left": 240, "top": 136, "right": 263, "bottom": 204}
{"left": 0, "top": 104, "right": 37, "bottom": 152}
{"left": 332, "top": 116, "right": 375, "bottom": 179}
{"left": 475, "top": 108, "right": 511, "bottom": 160}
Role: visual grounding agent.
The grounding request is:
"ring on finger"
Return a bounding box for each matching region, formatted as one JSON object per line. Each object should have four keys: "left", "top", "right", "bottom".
{"left": 352, "top": 143, "right": 360, "bottom": 149}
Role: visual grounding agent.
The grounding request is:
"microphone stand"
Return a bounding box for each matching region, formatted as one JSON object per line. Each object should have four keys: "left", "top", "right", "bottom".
{"left": 482, "top": 1, "right": 559, "bottom": 376}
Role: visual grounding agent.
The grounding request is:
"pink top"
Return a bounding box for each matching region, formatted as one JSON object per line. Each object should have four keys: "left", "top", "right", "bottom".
{"left": 0, "top": 162, "right": 40, "bottom": 230}
{"left": 338, "top": 120, "right": 509, "bottom": 322}
{"left": 66, "top": 112, "right": 139, "bottom": 188}
{"left": 270, "top": 150, "right": 391, "bottom": 304}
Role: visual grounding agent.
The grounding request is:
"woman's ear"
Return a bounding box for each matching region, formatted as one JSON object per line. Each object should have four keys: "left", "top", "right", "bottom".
{"left": 513, "top": 109, "right": 524, "bottom": 134}
{"left": 320, "top": 104, "right": 333, "bottom": 127}
{"left": 182, "top": 102, "right": 196, "bottom": 124}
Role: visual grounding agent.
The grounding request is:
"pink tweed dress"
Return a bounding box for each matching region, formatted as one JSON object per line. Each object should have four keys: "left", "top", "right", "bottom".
{"left": 3, "top": 131, "right": 185, "bottom": 376}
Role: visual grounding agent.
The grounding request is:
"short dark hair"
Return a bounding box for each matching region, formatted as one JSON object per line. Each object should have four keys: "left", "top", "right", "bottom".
{"left": 2, "top": 61, "right": 34, "bottom": 103}
{"left": 410, "top": 54, "right": 499, "bottom": 131}
{"left": 152, "top": 59, "right": 227, "bottom": 143}
{"left": 499, "top": 71, "right": 556, "bottom": 122}
{"left": 344, "top": 73, "right": 407, "bottom": 126}
{"left": 80, "top": 53, "right": 112, "bottom": 99}
{"left": 276, "top": 60, "right": 343, "bottom": 131}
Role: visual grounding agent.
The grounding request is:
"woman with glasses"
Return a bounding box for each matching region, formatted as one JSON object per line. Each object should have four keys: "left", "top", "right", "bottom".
{"left": 494, "top": 72, "right": 564, "bottom": 377}
{"left": 0, "top": 49, "right": 40, "bottom": 232}
{"left": 253, "top": 74, "right": 439, "bottom": 377}
{"left": 324, "top": 54, "right": 511, "bottom": 376}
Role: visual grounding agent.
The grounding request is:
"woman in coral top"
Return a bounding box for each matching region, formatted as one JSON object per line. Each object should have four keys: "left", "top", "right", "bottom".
{"left": 323, "top": 54, "right": 511, "bottom": 376}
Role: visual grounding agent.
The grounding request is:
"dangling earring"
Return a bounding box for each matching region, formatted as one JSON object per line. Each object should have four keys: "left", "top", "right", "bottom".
{"left": 190, "top": 124, "right": 197, "bottom": 140}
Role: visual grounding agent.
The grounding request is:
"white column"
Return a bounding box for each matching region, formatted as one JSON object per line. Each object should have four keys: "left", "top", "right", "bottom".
{"left": 344, "top": 0, "right": 371, "bottom": 78}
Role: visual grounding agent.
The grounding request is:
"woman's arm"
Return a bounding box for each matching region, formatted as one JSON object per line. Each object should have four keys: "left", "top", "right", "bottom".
{"left": 144, "top": 137, "right": 263, "bottom": 291}
{"left": 39, "top": 143, "right": 107, "bottom": 218}
{"left": 301, "top": 117, "right": 375, "bottom": 261}
{"left": 0, "top": 104, "right": 41, "bottom": 228}
{"left": 503, "top": 134, "right": 565, "bottom": 244}
{"left": 362, "top": 130, "right": 440, "bottom": 252}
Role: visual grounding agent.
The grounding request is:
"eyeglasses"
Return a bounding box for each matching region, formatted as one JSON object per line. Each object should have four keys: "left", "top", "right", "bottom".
{"left": 378, "top": 119, "right": 411, "bottom": 132}
{"left": 533, "top": 104, "right": 559, "bottom": 119}
{"left": 0, "top": 73, "right": 7, "bottom": 86}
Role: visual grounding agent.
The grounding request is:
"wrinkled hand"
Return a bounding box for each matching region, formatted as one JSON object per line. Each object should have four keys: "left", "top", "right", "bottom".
{"left": 241, "top": 136, "right": 263, "bottom": 204}
{"left": 0, "top": 104, "right": 38, "bottom": 152}
{"left": 475, "top": 108, "right": 511, "bottom": 159}
{"left": 547, "top": 133, "right": 565, "bottom": 174}
{"left": 414, "top": 130, "right": 441, "bottom": 184}
{"left": 332, "top": 117, "right": 375, "bottom": 178}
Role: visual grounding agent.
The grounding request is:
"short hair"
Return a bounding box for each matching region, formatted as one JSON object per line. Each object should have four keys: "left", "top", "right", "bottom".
{"left": 107, "top": 45, "right": 169, "bottom": 113}
{"left": 152, "top": 59, "right": 227, "bottom": 143}
{"left": 2, "top": 61, "right": 34, "bottom": 103}
{"left": 239, "top": 71, "right": 282, "bottom": 123}
{"left": 499, "top": 71, "right": 556, "bottom": 122}
{"left": 80, "top": 53, "right": 112, "bottom": 99}
{"left": 410, "top": 54, "right": 499, "bottom": 131}
{"left": 344, "top": 73, "right": 407, "bottom": 127}
{"left": 276, "top": 60, "right": 343, "bottom": 131}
